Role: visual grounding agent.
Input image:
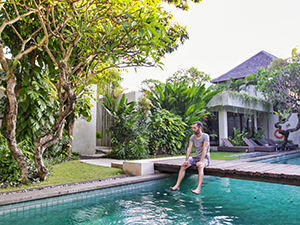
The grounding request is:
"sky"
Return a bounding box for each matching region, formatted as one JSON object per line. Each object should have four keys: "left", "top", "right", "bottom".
{"left": 121, "top": 0, "right": 300, "bottom": 92}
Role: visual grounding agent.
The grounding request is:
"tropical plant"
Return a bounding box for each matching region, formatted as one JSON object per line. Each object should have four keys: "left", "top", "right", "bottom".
{"left": 145, "top": 79, "right": 220, "bottom": 148}
{"left": 213, "top": 74, "right": 258, "bottom": 93}
{"left": 147, "top": 80, "right": 218, "bottom": 124}
{"left": 148, "top": 109, "right": 186, "bottom": 155}
{"left": 228, "top": 128, "right": 248, "bottom": 146}
{"left": 250, "top": 127, "right": 265, "bottom": 140}
{"left": 0, "top": 133, "right": 39, "bottom": 186}
{"left": 0, "top": 133, "right": 21, "bottom": 185}
{"left": 101, "top": 94, "right": 149, "bottom": 159}
{"left": 16, "top": 68, "right": 58, "bottom": 144}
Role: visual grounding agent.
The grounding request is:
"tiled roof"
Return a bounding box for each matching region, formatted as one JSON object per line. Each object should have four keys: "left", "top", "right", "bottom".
{"left": 211, "top": 51, "right": 277, "bottom": 83}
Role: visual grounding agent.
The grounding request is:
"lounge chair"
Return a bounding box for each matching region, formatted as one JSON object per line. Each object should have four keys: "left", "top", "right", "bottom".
{"left": 242, "top": 138, "right": 276, "bottom": 152}
{"left": 217, "top": 138, "right": 254, "bottom": 152}
{"left": 263, "top": 138, "right": 298, "bottom": 151}
{"left": 255, "top": 138, "right": 282, "bottom": 151}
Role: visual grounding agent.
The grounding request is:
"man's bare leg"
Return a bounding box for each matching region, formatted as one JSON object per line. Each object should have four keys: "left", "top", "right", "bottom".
{"left": 170, "top": 164, "right": 189, "bottom": 190}
{"left": 191, "top": 163, "right": 205, "bottom": 194}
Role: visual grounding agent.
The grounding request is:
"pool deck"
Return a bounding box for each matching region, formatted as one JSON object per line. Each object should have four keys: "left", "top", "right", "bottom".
{"left": 154, "top": 150, "right": 300, "bottom": 186}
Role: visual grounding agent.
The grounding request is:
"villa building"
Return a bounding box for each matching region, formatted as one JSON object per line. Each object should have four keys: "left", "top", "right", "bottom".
{"left": 73, "top": 51, "right": 300, "bottom": 155}
{"left": 206, "top": 50, "right": 300, "bottom": 148}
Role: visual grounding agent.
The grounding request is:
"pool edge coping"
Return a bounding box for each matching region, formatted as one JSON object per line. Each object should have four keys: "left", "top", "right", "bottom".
{"left": 0, "top": 173, "right": 171, "bottom": 206}
{"left": 236, "top": 150, "right": 300, "bottom": 162}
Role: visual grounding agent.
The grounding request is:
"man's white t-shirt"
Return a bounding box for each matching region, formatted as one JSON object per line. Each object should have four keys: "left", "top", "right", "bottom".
{"left": 190, "top": 133, "right": 210, "bottom": 162}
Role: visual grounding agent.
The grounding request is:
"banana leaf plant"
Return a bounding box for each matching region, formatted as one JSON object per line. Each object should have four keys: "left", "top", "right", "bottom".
{"left": 146, "top": 80, "right": 221, "bottom": 148}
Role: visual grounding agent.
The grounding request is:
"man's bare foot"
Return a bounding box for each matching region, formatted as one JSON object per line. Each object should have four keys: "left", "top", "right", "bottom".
{"left": 169, "top": 186, "right": 180, "bottom": 191}
{"left": 191, "top": 189, "right": 201, "bottom": 194}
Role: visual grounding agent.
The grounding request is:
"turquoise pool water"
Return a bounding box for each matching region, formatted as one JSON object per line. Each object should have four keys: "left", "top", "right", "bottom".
{"left": 1, "top": 175, "right": 299, "bottom": 225}
{"left": 257, "top": 152, "right": 300, "bottom": 165}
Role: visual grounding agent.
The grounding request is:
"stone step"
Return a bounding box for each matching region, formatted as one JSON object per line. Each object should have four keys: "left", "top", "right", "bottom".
{"left": 111, "top": 162, "right": 123, "bottom": 169}
{"left": 79, "top": 154, "right": 106, "bottom": 159}
{"left": 96, "top": 146, "right": 113, "bottom": 154}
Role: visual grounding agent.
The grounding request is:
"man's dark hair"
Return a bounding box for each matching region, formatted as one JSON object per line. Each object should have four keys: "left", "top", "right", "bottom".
{"left": 193, "top": 121, "right": 203, "bottom": 128}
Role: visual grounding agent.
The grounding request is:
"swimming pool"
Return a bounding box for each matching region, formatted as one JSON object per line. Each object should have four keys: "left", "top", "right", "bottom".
{"left": 1, "top": 174, "right": 299, "bottom": 225}
{"left": 256, "top": 152, "right": 300, "bottom": 165}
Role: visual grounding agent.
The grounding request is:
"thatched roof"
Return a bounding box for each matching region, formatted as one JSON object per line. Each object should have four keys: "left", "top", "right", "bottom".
{"left": 211, "top": 51, "right": 277, "bottom": 83}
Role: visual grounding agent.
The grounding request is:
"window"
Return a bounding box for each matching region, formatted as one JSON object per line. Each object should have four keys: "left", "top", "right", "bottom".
{"left": 204, "top": 112, "right": 219, "bottom": 146}
{"left": 227, "top": 112, "right": 254, "bottom": 137}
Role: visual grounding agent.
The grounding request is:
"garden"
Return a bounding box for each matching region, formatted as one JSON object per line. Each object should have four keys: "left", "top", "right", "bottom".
{"left": 1, "top": 0, "right": 300, "bottom": 193}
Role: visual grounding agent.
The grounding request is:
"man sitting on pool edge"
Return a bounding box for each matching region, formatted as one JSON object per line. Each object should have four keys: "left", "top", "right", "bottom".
{"left": 170, "top": 121, "right": 210, "bottom": 194}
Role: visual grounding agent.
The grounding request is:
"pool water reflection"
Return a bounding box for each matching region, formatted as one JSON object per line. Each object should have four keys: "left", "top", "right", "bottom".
{"left": 0, "top": 174, "right": 299, "bottom": 225}
{"left": 256, "top": 152, "right": 300, "bottom": 165}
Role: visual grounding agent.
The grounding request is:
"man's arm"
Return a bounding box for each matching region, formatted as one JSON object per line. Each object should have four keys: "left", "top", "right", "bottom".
{"left": 184, "top": 142, "right": 193, "bottom": 165}
{"left": 199, "top": 141, "right": 209, "bottom": 163}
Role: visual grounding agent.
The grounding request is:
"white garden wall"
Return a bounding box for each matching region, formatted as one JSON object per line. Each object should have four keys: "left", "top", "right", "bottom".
{"left": 72, "top": 84, "right": 97, "bottom": 155}
{"left": 269, "top": 113, "right": 300, "bottom": 145}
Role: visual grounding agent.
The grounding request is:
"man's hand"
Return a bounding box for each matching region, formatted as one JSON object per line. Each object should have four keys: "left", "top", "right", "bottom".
{"left": 183, "top": 160, "right": 190, "bottom": 168}
{"left": 196, "top": 161, "right": 205, "bottom": 168}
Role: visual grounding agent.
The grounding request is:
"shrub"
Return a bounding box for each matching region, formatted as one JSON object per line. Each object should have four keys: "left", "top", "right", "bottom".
{"left": 0, "top": 134, "right": 20, "bottom": 185}
{"left": 0, "top": 133, "right": 39, "bottom": 187}
{"left": 102, "top": 94, "right": 149, "bottom": 159}
{"left": 148, "top": 109, "right": 186, "bottom": 155}
{"left": 228, "top": 128, "right": 248, "bottom": 146}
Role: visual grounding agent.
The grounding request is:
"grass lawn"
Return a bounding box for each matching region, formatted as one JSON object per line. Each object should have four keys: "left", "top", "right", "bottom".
{"left": 0, "top": 160, "right": 123, "bottom": 192}
{"left": 211, "top": 151, "right": 242, "bottom": 160}
{"left": 0, "top": 152, "right": 242, "bottom": 192}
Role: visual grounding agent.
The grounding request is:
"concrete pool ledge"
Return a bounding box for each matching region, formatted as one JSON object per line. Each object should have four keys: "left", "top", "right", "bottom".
{"left": 122, "top": 156, "right": 186, "bottom": 176}
{"left": 0, "top": 173, "right": 170, "bottom": 206}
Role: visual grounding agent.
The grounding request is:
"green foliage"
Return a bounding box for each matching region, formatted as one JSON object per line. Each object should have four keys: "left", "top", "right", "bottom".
{"left": 146, "top": 80, "right": 218, "bottom": 125}
{"left": 255, "top": 57, "right": 300, "bottom": 113}
{"left": 102, "top": 94, "right": 149, "bottom": 159}
{"left": 43, "top": 130, "right": 72, "bottom": 163}
{"left": 213, "top": 73, "right": 258, "bottom": 93}
{"left": 16, "top": 68, "right": 58, "bottom": 143}
{"left": 165, "top": 0, "right": 203, "bottom": 10}
{"left": 228, "top": 128, "right": 248, "bottom": 146}
{"left": 74, "top": 88, "right": 94, "bottom": 122}
{"left": 0, "top": 134, "right": 20, "bottom": 185}
{"left": 145, "top": 79, "right": 220, "bottom": 148}
{"left": 96, "top": 131, "right": 103, "bottom": 140}
{"left": 228, "top": 126, "right": 264, "bottom": 147}
{"left": 250, "top": 127, "right": 265, "bottom": 140}
{"left": 89, "top": 68, "right": 124, "bottom": 99}
{"left": 255, "top": 54, "right": 300, "bottom": 144}
{"left": 148, "top": 109, "right": 186, "bottom": 155}
{"left": 166, "top": 67, "right": 211, "bottom": 84}
{"left": 0, "top": 0, "right": 201, "bottom": 179}
{"left": 0, "top": 133, "right": 39, "bottom": 187}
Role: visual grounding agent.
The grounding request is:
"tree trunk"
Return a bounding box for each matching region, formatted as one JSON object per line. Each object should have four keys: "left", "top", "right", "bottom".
{"left": 0, "top": 43, "right": 28, "bottom": 183}
{"left": 34, "top": 62, "right": 77, "bottom": 180}
{"left": 275, "top": 112, "right": 300, "bottom": 147}
{"left": 3, "top": 77, "right": 28, "bottom": 183}
{"left": 34, "top": 118, "right": 66, "bottom": 180}
{"left": 64, "top": 113, "right": 75, "bottom": 159}
{"left": 34, "top": 144, "right": 49, "bottom": 181}
{"left": 282, "top": 132, "right": 290, "bottom": 148}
